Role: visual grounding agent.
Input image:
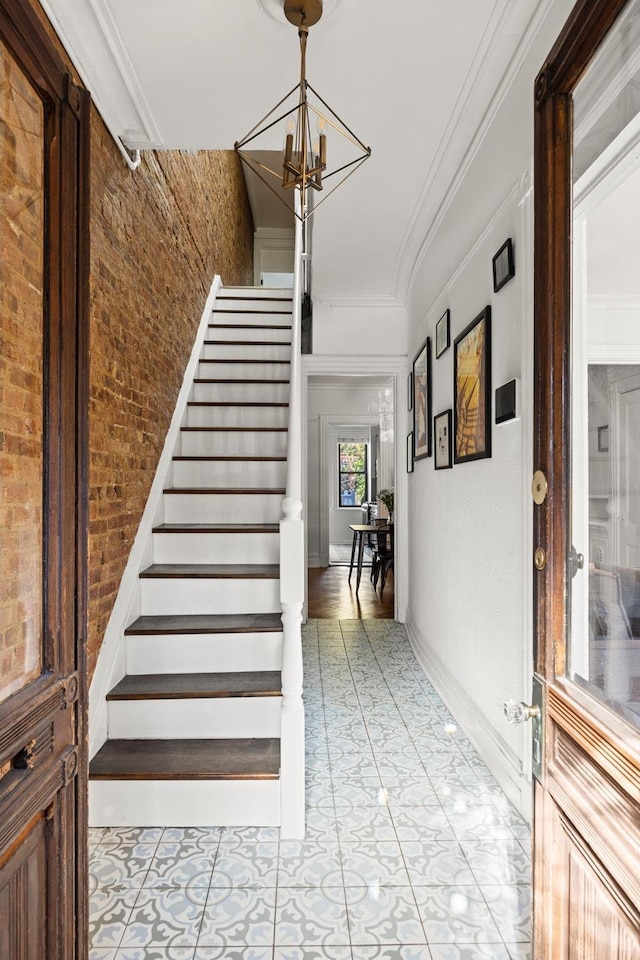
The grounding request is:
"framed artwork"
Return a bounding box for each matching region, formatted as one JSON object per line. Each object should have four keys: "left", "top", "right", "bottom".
{"left": 412, "top": 337, "right": 432, "bottom": 460}
{"left": 407, "top": 371, "right": 413, "bottom": 411}
{"left": 492, "top": 238, "right": 515, "bottom": 292}
{"left": 407, "top": 432, "right": 414, "bottom": 473}
{"left": 434, "top": 410, "right": 452, "bottom": 470}
{"left": 436, "top": 309, "right": 450, "bottom": 358}
{"left": 454, "top": 306, "right": 492, "bottom": 464}
{"left": 598, "top": 425, "right": 609, "bottom": 453}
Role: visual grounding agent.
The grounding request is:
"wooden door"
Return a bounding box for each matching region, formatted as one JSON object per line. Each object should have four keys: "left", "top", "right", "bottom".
{"left": 534, "top": 0, "right": 640, "bottom": 954}
{"left": 0, "top": 0, "right": 89, "bottom": 957}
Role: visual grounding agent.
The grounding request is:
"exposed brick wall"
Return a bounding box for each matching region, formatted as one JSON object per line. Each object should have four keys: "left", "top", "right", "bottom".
{"left": 0, "top": 45, "right": 45, "bottom": 700}
{"left": 9, "top": 0, "right": 254, "bottom": 684}
{"left": 88, "top": 130, "right": 253, "bottom": 681}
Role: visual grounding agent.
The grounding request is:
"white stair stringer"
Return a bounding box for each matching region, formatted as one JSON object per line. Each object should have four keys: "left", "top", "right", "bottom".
{"left": 89, "top": 286, "right": 297, "bottom": 830}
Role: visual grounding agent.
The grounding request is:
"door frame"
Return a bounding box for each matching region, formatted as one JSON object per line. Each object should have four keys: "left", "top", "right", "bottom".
{"left": 0, "top": 0, "right": 89, "bottom": 954}
{"left": 534, "top": 0, "right": 640, "bottom": 952}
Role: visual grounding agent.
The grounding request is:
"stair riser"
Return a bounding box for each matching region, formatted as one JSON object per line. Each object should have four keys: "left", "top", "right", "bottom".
{"left": 125, "top": 631, "right": 283, "bottom": 674}
{"left": 198, "top": 361, "right": 290, "bottom": 379}
{"left": 152, "top": 532, "right": 280, "bottom": 565}
{"left": 202, "top": 343, "right": 291, "bottom": 361}
{"left": 89, "top": 780, "right": 281, "bottom": 827}
{"left": 192, "top": 381, "right": 289, "bottom": 403}
{"left": 186, "top": 406, "right": 288, "bottom": 430}
{"left": 108, "top": 697, "right": 282, "bottom": 739}
{"left": 208, "top": 326, "right": 292, "bottom": 344}
{"left": 180, "top": 431, "right": 287, "bottom": 457}
{"left": 140, "top": 577, "right": 280, "bottom": 615}
{"left": 172, "top": 460, "right": 286, "bottom": 488}
{"left": 164, "top": 492, "right": 284, "bottom": 524}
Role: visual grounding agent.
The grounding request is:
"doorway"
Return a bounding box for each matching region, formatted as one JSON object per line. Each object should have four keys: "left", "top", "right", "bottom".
{"left": 533, "top": 0, "right": 640, "bottom": 952}
{"left": 304, "top": 368, "right": 401, "bottom": 620}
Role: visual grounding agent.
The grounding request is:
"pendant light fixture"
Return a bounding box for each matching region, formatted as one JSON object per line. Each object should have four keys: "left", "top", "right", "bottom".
{"left": 234, "top": 0, "right": 371, "bottom": 223}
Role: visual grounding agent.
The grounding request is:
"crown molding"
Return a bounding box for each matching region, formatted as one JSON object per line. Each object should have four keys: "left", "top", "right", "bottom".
{"left": 395, "top": 0, "right": 557, "bottom": 305}
{"left": 39, "top": 0, "right": 163, "bottom": 149}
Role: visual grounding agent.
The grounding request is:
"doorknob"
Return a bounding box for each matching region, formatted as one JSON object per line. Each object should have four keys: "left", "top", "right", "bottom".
{"left": 504, "top": 699, "right": 541, "bottom": 725}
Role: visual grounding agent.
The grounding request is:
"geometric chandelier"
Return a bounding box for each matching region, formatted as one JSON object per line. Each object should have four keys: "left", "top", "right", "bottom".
{"left": 234, "top": 0, "right": 371, "bottom": 223}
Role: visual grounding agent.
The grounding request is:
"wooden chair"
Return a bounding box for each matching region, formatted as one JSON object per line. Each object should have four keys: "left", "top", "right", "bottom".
{"left": 371, "top": 524, "right": 394, "bottom": 595}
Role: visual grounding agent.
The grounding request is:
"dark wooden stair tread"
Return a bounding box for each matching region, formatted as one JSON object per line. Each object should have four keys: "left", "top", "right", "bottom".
{"left": 180, "top": 426, "right": 287, "bottom": 433}
{"left": 163, "top": 487, "right": 286, "bottom": 494}
{"left": 199, "top": 358, "right": 291, "bottom": 364}
{"left": 107, "top": 671, "right": 282, "bottom": 700}
{"left": 187, "top": 401, "right": 289, "bottom": 407}
{"left": 216, "top": 296, "right": 292, "bottom": 302}
{"left": 193, "top": 378, "right": 290, "bottom": 385}
{"left": 208, "top": 324, "right": 292, "bottom": 330}
{"left": 172, "top": 456, "right": 286, "bottom": 462}
{"left": 89, "top": 738, "right": 280, "bottom": 780}
{"left": 204, "top": 340, "right": 292, "bottom": 346}
{"left": 125, "top": 613, "right": 283, "bottom": 634}
{"left": 153, "top": 523, "right": 279, "bottom": 534}
{"left": 140, "top": 563, "right": 279, "bottom": 578}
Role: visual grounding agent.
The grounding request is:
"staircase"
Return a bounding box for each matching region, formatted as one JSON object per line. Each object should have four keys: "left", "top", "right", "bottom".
{"left": 89, "top": 286, "right": 303, "bottom": 830}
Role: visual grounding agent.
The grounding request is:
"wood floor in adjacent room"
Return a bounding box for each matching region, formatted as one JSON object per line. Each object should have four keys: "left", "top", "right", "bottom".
{"left": 307, "top": 565, "right": 394, "bottom": 619}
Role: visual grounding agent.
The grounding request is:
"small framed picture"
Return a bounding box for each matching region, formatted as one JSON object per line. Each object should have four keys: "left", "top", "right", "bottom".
{"left": 412, "top": 337, "right": 432, "bottom": 461}
{"left": 492, "top": 238, "right": 515, "bottom": 292}
{"left": 598, "top": 425, "right": 609, "bottom": 453}
{"left": 454, "top": 306, "right": 492, "bottom": 464}
{"left": 434, "top": 409, "right": 453, "bottom": 470}
{"left": 407, "top": 432, "right": 414, "bottom": 473}
{"left": 436, "top": 309, "right": 450, "bottom": 359}
{"left": 407, "top": 371, "right": 413, "bottom": 411}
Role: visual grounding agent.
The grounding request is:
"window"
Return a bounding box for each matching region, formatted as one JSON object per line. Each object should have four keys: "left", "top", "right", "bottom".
{"left": 338, "top": 442, "right": 368, "bottom": 507}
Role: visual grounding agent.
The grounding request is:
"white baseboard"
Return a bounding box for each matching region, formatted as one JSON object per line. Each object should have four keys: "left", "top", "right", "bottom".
{"left": 308, "top": 554, "right": 322, "bottom": 568}
{"left": 405, "top": 612, "right": 532, "bottom": 821}
{"left": 88, "top": 276, "right": 222, "bottom": 759}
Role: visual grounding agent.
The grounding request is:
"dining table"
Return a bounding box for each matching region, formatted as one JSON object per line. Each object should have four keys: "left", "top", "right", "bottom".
{"left": 347, "top": 523, "right": 382, "bottom": 594}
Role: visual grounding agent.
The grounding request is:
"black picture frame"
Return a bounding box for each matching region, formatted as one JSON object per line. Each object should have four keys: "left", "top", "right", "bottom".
{"left": 454, "top": 306, "right": 492, "bottom": 464}
{"left": 407, "top": 371, "right": 413, "bottom": 411}
{"left": 412, "top": 337, "right": 432, "bottom": 460}
{"left": 598, "top": 424, "right": 609, "bottom": 453}
{"left": 434, "top": 410, "right": 453, "bottom": 470}
{"left": 492, "top": 238, "right": 515, "bottom": 292}
{"left": 407, "top": 432, "right": 414, "bottom": 473}
{"left": 435, "top": 309, "right": 450, "bottom": 358}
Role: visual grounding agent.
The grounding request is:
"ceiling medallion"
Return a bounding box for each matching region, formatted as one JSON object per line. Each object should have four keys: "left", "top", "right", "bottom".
{"left": 236, "top": 0, "right": 370, "bottom": 223}
{"left": 254, "top": 0, "right": 344, "bottom": 26}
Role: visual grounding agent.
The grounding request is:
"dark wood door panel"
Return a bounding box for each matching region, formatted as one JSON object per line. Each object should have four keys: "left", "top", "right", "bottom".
{"left": 0, "top": 816, "right": 47, "bottom": 960}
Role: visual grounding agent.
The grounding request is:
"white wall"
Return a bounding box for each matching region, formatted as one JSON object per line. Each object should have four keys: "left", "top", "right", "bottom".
{"left": 307, "top": 380, "right": 394, "bottom": 567}
{"left": 403, "top": 0, "right": 575, "bottom": 818}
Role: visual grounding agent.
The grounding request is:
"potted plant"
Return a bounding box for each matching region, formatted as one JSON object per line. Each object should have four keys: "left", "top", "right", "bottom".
{"left": 377, "top": 488, "right": 394, "bottom": 523}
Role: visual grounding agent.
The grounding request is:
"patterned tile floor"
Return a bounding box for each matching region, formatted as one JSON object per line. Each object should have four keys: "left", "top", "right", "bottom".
{"left": 89, "top": 620, "right": 532, "bottom": 960}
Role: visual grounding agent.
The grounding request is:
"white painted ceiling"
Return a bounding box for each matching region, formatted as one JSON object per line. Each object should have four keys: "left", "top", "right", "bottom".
{"left": 43, "top": 0, "right": 549, "bottom": 307}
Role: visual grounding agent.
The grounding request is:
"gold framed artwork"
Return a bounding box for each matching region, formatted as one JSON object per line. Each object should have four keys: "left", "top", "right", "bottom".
{"left": 454, "top": 306, "right": 491, "bottom": 464}
{"left": 412, "top": 337, "right": 432, "bottom": 460}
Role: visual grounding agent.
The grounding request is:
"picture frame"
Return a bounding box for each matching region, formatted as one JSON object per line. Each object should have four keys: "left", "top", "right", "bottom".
{"left": 412, "top": 337, "right": 432, "bottom": 460}
{"left": 435, "top": 309, "right": 450, "bottom": 358}
{"left": 434, "top": 410, "right": 452, "bottom": 470}
{"left": 407, "top": 432, "right": 414, "bottom": 473}
{"left": 598, "top": 424, "right": 609, "bottom": 453}
{"left": 454, "top": 306, "right": 492, "bottom": 464}
{"left": 407, "top": 371, "right": 413, "bottom": 411}
{"left": 492, "top": 238, "right": 515, "bottom": 292}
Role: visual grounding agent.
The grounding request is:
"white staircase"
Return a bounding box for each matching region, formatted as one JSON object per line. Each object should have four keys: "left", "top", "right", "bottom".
{"left": 89, "top": 287, "right": 305, "bottom": 830}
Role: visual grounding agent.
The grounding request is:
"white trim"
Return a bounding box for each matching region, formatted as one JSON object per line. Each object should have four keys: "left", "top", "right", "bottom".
{"left": 39, "top": 0, "right": 162, "bottom": 151}
{"left": 88, "top": 276, "right": 222, "bottom": 758}
{"left": 405, "top": 615, "right": 530, "bottom": 818}
{"left": 302, "top": 354, "right": 408, "bottom": 621}
{"left": 398, "top": 0, "right": 557, "bottom": 304}
{"left": 587, "top": 345, "right": 640, "bottom": 363}
{"left": 409, "top": 176, "right": 524, "bottom": 356}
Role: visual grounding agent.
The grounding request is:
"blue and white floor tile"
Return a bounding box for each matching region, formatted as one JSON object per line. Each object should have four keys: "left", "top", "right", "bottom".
{"left": 89, "top": 620, "right": 531, "bottom": 959}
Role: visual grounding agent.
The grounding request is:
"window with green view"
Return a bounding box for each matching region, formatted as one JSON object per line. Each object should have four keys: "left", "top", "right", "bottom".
{"left": 338, "top": 442, "right": 368, "bottom": 507}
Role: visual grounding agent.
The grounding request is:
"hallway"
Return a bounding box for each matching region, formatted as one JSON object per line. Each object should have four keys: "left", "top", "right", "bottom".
{"left": 89, "top": 620, "right": 531, "bottom": 958}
